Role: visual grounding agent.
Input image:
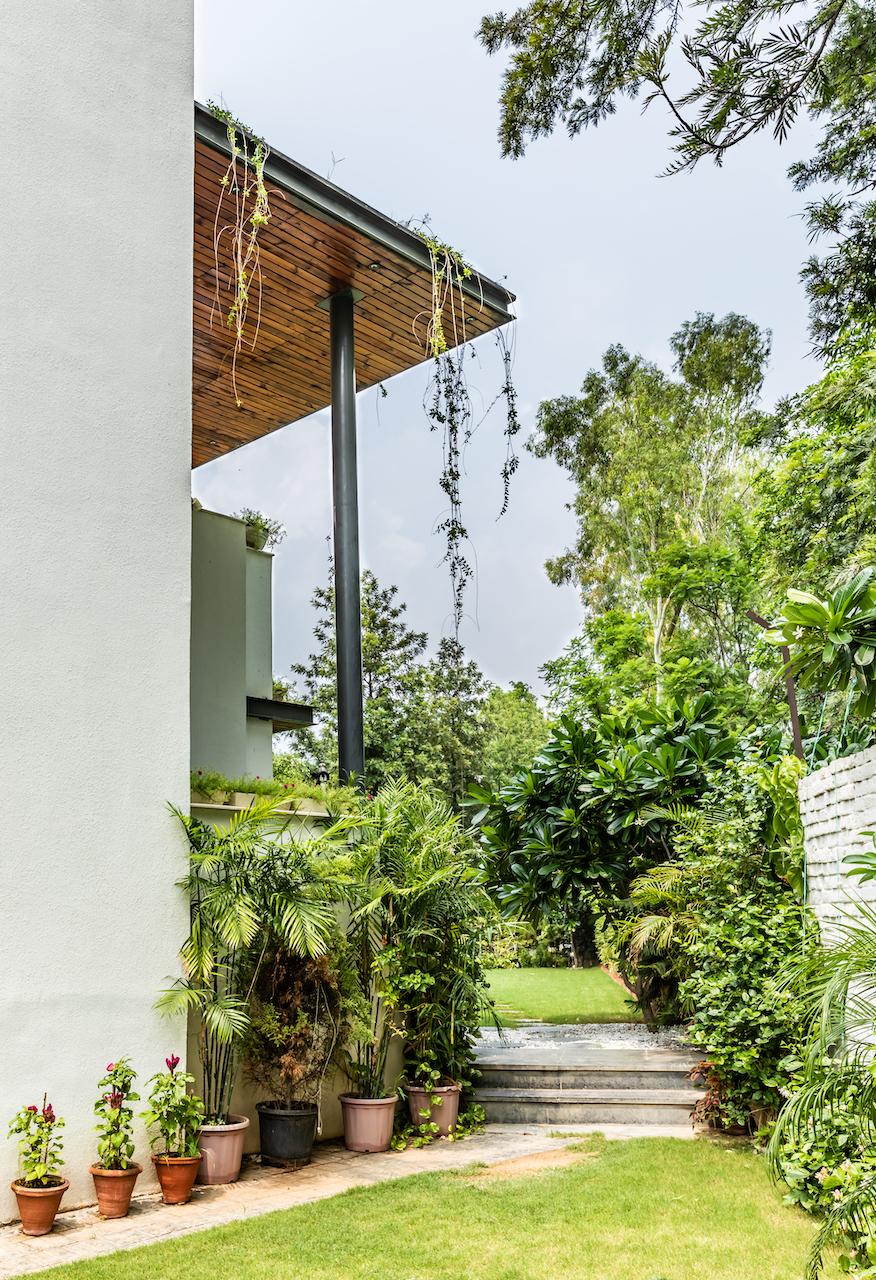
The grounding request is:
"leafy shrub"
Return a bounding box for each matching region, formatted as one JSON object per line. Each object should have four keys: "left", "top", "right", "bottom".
{"left": 94, "top": 1058, "right": 139, "bottom": 1170}
{"left": 682, "top": 884, "right": 806, "bottom": 1128}
{"left": 141, "top": 1057, "right": 203, "bottom": 1158}
{"left": 8, "top": 1098, "right": 64, "bottom": 1188}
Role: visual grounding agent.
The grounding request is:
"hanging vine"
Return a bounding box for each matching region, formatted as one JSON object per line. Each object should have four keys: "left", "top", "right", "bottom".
{"left": 413, "top": 226, "right": 520, "bottom": 639}
{"left": 208, "top": 102, "right": 272, "bottom": 408}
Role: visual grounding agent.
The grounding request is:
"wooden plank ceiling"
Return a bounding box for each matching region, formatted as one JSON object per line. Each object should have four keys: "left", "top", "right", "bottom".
{"left": 192, "top": 135, "right": 514, "bottom": 468}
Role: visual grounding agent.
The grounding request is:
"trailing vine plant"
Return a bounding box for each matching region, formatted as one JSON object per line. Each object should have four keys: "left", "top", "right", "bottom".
{"left": 208, "top": 102, "right": 272, "bottom": 408}
{"left": 413, "top": 226, "right": 520, "bottom": 638}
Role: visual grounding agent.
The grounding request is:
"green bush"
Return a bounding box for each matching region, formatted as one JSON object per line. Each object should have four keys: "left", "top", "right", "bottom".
{"left": 682, "top": 883, "right": 806, "bottom": 1129}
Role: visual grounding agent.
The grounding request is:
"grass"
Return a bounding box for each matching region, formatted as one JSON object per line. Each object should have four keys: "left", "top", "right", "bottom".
{"left": 484, "top": 965, "right": 641, "bottom": 1026}
{"left": 29, "top": 1136, "right": 838, "bottom": 1280}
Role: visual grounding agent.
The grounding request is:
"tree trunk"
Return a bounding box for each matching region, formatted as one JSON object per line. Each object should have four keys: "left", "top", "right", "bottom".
{"left": 569, "top": 916, "right": 598, "bottom": 968}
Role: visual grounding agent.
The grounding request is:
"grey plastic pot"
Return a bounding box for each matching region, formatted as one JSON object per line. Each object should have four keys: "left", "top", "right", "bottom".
{"left": 406, "top": 1083, "right": 461, "bottom": 1137}
{"left": 256, "top": 1102, "right": 318, "bottom": 1167}
{"left": 197, "top": 1114, "right": 249, "bottom": 1185}
{"left": 339, "top": 1094, "right": 397, "bottom": 1152}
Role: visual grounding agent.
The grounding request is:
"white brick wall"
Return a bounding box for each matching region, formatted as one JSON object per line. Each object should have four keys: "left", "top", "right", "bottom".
{"left": 799, "top": 746, "right": 876, "bottom": 927}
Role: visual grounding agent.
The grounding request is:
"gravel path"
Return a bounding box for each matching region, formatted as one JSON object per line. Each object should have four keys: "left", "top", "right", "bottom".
{"left": 477, "top": 1022, "right": 693, "bottom": 1050}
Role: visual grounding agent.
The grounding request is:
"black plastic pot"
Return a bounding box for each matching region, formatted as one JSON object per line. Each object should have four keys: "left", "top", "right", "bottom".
{"left": 256, "top": 1102, "right": 318, "bottom": 1167}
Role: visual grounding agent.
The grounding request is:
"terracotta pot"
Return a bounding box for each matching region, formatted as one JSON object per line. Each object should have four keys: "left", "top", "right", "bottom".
{"left": 90, "top": 1162, "right": 141, "bottom": 1218}
{"left": 152, "top": 1154, "right": 201, "bottom": 1204}
{"left": 256, "top": 1102, "right": 318, "bottom": 1167}
{"left": 339, "top": 1094, "right": 397, "bottom": 1153}
{"left": 406, "top": 1083, "right": 461, "bottom": 1137}
{"left": 197, "top": 1114, "right": 249, "bottom": 1184}
{"left": 11, "top": 1179, "right": 68, "bottom": 1236}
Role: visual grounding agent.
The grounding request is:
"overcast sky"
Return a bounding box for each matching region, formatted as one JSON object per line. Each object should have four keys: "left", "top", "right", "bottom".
{"left": 192, "top": 0, "right": 821, "bottom": 694}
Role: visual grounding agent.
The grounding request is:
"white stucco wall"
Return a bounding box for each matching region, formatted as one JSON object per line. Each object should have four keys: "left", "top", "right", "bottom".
{"left": 0, "top": 3, "right": 193, "bottom": 1219}
{"left": 799, "top": 747, "right": 876, "bottom": 930}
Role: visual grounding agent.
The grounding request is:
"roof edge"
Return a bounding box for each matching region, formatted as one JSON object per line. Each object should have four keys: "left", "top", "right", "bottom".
{"left": 194, "top": 102, "right": 515, "bottom": 323}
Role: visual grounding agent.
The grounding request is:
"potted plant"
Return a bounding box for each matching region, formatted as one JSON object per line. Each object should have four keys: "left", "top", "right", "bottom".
{"left": 337, "top": 1011, "right": 399, "bottom": 1153}
{"left": 235, "top": 507, "right": 286, "bottom": 552}
{"left": 141, "top": 1055, "right": 204, "bottom": 1204}
{"left": 245, "top": 946, "right": 359, "bottom": 1166}
{"left": 89, "top": 1058, "right": 141, "bottom": 1217}
{"left": 159, "top": 798, "right": 352, "bottom": 1183}
{"left": 346, "top": 780, "right": 498, "bottom": 1146}
{"left": 8, "top": 1097, "right": 67, "bottom": 1235}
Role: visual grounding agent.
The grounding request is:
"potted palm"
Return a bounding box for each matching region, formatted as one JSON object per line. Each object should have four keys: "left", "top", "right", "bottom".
{"left": 245, "top": 946, "right": 358, "bottom": 1166}
{"left": 345, "top": 780, "right": 498, "bottom": 1145}
{"left": 141, "top": 1055, "right": 204, "bottom": 1204}
{"left": 89, "top": 1058, "right": 141, "bottom": 1217}
{"left": 8, "top": 1098, "right": 67, "bottom": 1235}
{"left": 159, "top": 798, "right": 352, "bottom": 1183}
{"left": 336, "top": 969, "right": 400, "bottom": 1153}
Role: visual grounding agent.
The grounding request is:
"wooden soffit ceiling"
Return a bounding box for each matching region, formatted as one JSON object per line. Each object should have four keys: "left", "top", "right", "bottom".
{"left": 192, "top": 105, "right": 515, "bottom": 468}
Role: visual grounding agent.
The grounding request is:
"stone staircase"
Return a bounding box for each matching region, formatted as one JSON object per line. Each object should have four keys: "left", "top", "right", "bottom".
{"left": 471, "top": 1030, "right": 703, "bottom": 1127}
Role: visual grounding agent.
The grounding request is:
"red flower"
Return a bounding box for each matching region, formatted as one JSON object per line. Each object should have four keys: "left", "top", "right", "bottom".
{"left": 107, "top": 1091, "right": 124, "bottom": 1109}
{"left": 26, "top": 1105, "right": 37, "bottom": 1114}
{"left": 166, "top": 1054, "right": 181, "bottom": 1074}
{"left": 106, "top": 1063, "right": 115, "bottom": 1072}
{"left": 42, "top": 1104, "right": 55, "bottom": 1124}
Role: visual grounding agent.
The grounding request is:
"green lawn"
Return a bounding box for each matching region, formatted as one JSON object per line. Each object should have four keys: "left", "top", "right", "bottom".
{"left": 485, "top": 965, "right": 640, "bottom": 1025}
{"left": 29, "top": 1136, "right": 838, "bottom": 1280}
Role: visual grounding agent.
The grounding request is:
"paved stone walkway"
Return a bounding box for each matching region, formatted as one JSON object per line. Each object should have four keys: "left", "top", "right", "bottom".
{"left": 0, "top": 1123, "right": 694, "bottom": 1278}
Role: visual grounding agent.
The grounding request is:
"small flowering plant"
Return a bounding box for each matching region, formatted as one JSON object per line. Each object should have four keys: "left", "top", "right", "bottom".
{"left": 94, "top": 1058, "right": 139, "bottom": 1170}
{"left": 8, "top": 1096, "right": 65, "bottom": 1187}
{"left": 141, "top": 1055, "right": 204, "bottom": 1159}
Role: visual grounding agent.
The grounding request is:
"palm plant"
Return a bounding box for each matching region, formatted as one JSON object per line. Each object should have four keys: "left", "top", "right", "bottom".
{"left": 769, "top": 842, "right": 876, "bottom": 1277}
{"left": 158, "top": 798, "right": 352, "bottom": 1122}
{"left": 343, "top": 779, "right": 498, "bottom": 1096}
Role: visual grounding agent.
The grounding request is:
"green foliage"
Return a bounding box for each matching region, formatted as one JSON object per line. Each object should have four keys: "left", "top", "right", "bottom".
{"left": 477, "top": 0, "right": 875, "bottom": 351}
{"left": 93, "top": 1059, "right": 139, "bottom": 1171}
{"left": 612, "top": 759, "right": 807, "bottom": 1034}
{"left": 141, "top": 1059, "right": 204, "bottom": 1159}
{"left": 191, "top": 767, "right": 355, "bottom": 814}
{"left": 287, "top": 571, "right": 490, "bottom": 806}
{"left": 683, "top": 884, "right": 806, "bottom": 1129}
{"left": 413, "top": 227, "right": 520, "bottom": 632}
{"left": 208, "top": 103, "right": 271, "bottom": 408}
{"left": 530, "top": 315, "right": 769, "bottom": 713}
{"left": 768, "top": 838, "right": 876, "bottom": 1277}
{"left": 8, "top": 1097, "right": 64, "bottom": 1188}
{"left": 234, "top": 508, "right": 286, "bottom": 550}
{"left": 469, "top": 694, "right": 735, "bottom": 971}
{"left": 481, "top": 683, "right": 549, "bottom": 789}
{"left": 159, "top": 799, "right": 353, "bottom": 1122}
{"left": 754, "top": 343, "right": 876, "bottom": 599}
{"left": 770, "top": 1071, "right": 876, "bottom": 1277}
{"left": 769, "top": 571, "right": 876, "bottom": 718}
{"left": 344, "top": 780, "right": 498, "bottom": 1095}
{"left": 390, "top": 1102, "right": 487, "bottom": 1151}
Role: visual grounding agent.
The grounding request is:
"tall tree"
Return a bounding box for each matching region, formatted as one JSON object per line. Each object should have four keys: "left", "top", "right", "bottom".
{"left": 532, "top": 313, "right": 769, "bottom": 696}
{"left": 481, "top": 682, "right": 550, "bottom": 789}
{"left": 478, "top": 0, "right": 876, "bottom": 351}
{"left": 286, "top": 572, "right": 489, "bottom": 804}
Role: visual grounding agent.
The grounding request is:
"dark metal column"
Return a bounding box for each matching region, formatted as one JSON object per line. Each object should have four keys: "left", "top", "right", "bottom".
{"left": 329, "top": 290, "right": 365, "bottom": 783}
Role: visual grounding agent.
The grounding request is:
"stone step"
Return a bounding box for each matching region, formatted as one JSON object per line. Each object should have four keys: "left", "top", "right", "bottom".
{"left": 476, "top": 1061, "right": 696, "bottom": 1091}
{"left": 470, "top": 1086, "right": 701, "bottom": 1126}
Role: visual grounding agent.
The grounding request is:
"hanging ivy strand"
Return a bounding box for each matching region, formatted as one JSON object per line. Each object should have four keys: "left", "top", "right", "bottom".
{"left": 413, "top": 225, "right": 519, "bottom": 637}
{"left": 208, "top": 101, "right": 272, "bottom": 409}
